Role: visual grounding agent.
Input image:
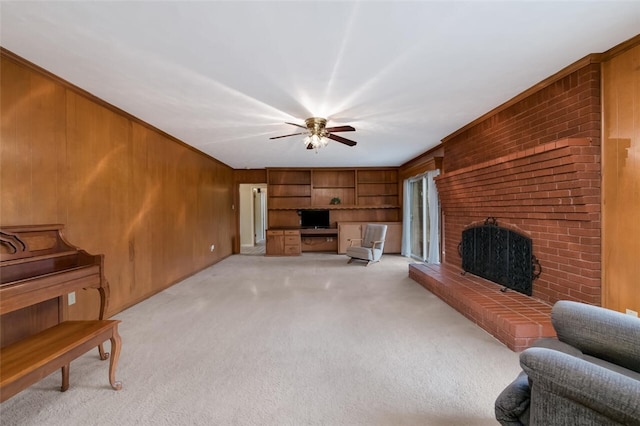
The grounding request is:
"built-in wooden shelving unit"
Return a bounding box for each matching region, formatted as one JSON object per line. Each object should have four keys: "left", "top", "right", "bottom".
{"left": 311, "top": 169, "right": 356, "bottom": 206}
{"left": 356, "top": 169, "right": 399, "bottom": 207}
{"left": 266, "top": 169, "right": 312, "bottom": 209}
{"left": 266, "top": 168, "right": 401, "bottom": 228}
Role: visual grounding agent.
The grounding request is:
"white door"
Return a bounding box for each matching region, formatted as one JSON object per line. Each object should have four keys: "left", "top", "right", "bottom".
{"left": 253, "top": 188, "right": 266, "bottom": 243}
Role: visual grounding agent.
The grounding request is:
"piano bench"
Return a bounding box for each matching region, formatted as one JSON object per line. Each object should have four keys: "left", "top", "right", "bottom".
{"left": 0, "top": 320, "right": 122, "bottom": 402}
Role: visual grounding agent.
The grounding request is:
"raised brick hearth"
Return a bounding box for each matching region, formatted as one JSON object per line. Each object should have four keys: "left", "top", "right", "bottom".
{"left": 409, "top": 263, "right": 555, "bottom": 351}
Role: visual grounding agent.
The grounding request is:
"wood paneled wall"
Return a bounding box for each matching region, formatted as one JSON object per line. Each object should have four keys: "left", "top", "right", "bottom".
{"left": 234, "top": 169, "right": 267, "bottom": 184}
{"left": 1, "top": 52, "right": 235, "bottom": 319}
{"left": 601, "top": 41, "right": 640, "bottom": 313}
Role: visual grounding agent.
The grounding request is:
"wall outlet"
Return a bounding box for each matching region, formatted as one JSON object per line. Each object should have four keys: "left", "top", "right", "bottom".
{"left": 626, "top": 309, "right": 638, "bottom": 317}
{"left": 210, "top": 244, "right": 215, "bottom": 252}
{"left": 68, "top": 292, "right": 76, "bottom": 305}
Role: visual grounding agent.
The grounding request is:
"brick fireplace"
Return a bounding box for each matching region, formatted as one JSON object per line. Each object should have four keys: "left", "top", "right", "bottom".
{"left": 409, "top": 62, "right": 602, "bottom": 350}
{"left": 438, "top": 137, "right": 601, "bottom": 305}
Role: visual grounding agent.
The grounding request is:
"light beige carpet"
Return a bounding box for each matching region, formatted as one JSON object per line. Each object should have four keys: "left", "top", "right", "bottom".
{"left": 0, "top": 254, "right": 520, "bottom": 425}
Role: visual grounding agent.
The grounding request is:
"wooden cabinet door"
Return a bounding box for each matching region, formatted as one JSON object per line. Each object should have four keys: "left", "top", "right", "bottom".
{"left": 383, "top": 223, "right": 403, "bottom": 254}
{"left": 266, "top": 230, "right": 284, "bottom": 255}
{"left": 337, "top": 223, "right": 363, "bottom": 254}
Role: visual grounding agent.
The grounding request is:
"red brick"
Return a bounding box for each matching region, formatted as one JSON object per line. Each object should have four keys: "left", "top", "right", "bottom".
{"left": 437, "top": 64, "right": 600, "bottom": 306}
{"left": 409, "top": 264, "right": 554, "bottom": 351}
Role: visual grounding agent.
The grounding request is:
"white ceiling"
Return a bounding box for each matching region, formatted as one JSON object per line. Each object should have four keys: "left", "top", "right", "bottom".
{"left": 1, "top": 2, "right": 639, "bottom": 169}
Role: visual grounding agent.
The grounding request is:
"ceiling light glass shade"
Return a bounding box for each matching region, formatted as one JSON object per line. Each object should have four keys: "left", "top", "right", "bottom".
{"left": 304, "top": 133, "right": 329, "bottom": 149}
{"left": 301, "top": 118, "right": 332, "bottom": 151}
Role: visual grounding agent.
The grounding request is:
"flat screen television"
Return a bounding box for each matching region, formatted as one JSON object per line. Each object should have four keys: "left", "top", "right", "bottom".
{"left": 299, "top": 209, "right": 330, "bottom": 229}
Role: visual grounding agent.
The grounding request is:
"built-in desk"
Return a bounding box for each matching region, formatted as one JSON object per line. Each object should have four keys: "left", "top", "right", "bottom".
{"left": 300, "top": 228, "right": 338, "bottom": 252}
{"left": 266, "top": 228, "right": 338, "bottom": 255}
{"left": 300, "top": 228, "right": 338, "bottom": 237}
{"left": 267, "top": 225, "right": 401, "bottom": 254}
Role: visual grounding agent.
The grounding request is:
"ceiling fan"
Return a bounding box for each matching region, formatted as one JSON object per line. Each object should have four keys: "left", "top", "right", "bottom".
{"left": 270, "top": 117, "right": 357, "bottom": 150}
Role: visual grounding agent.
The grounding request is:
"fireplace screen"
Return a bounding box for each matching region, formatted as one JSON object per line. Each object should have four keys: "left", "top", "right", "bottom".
{"left": 459, "top": 217, "right": 540, "bottom": 296}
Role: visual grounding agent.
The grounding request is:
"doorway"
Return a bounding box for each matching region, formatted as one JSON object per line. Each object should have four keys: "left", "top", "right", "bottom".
{"left": 239, "top": 183, "right": 267, "bottom": 254}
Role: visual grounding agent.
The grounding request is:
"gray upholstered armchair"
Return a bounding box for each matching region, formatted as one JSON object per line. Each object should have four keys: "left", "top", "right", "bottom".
{"left": 346, "top": 224, "right": 387, "bottom": 266}
{"left": 495, "top": 300, "right": 640, "bottom": 426}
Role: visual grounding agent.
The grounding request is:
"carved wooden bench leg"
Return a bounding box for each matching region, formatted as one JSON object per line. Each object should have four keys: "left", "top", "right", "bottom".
{"left": 98, "top": 343, "right": 109, "bottom": 360}
{"left": 108, "top": 326, "right": 122, "bottom": 390}
{"left": 61, "top": 364, "right": 70, "bottom": 392}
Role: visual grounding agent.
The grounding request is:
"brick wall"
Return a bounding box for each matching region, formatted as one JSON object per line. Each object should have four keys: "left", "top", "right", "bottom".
{"left": 444, "top": 63, "right": 600, "bottom": 171}
{"left": 436, "top": 64, "right": 601, "bottom": 305}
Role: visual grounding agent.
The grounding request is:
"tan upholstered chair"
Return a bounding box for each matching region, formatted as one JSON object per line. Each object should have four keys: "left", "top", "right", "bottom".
{"left": 346, "top": 224, "right": 387, "bottom": 266}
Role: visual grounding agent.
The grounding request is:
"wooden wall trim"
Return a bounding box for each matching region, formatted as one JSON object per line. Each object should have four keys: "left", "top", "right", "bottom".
{"left": 400, "top": 146, "right": 443, "bottom": 169}
{"left": 0, "top": 47, "right": 232, "bottom": 169}
{"left": 600, "top": 33, "right": 640, "bottom": 61}
{"left": 401, "top": 36, "right": 638, "bottom": 168}
{"left": 265, "top": 166, "right": 399, "bottom": 171}
{"left": 601, "top": 41, "right": 640, "bottom": 313}
{"left": 438, "top": 34, "right": 638, "bottom": 146}
{"left": 400, "top": 151, "right": 444, "bottom": 180}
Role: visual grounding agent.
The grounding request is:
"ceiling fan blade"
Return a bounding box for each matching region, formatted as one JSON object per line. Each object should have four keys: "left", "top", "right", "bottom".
{"left": 269, "top": 132, "right": 307, "bottom": 140}
{"left": 327, "top": 133, "right": 357, "bottom": 147}
{"left": 325, "top": 125, "right": 355, "bottom": 133}
{"left": 285, "top": 122, "right": 308, "bottom": 130}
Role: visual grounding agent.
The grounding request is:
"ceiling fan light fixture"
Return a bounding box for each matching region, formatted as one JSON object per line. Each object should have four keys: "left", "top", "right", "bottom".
{"left": 271, "top": 116, "right": 356, "bottom": 151}
{"left": 304, "top": 117, "right": 330, "bottom": 151}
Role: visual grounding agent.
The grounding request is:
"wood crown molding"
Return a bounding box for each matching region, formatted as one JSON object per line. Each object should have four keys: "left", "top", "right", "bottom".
{"left": 0, "top": 47, "right": 232, "bottom": 170}
{"left": 441, "top": 53, "right": 602, "bottom": 144}
{"left": 440, "top": 35, "right": 640, "bottom": 145}
{"left": 600, "top": 33, "right": 640, "bottom": 61}
{"left": 400, "top": 145, "right": 443, "bottom": 171}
